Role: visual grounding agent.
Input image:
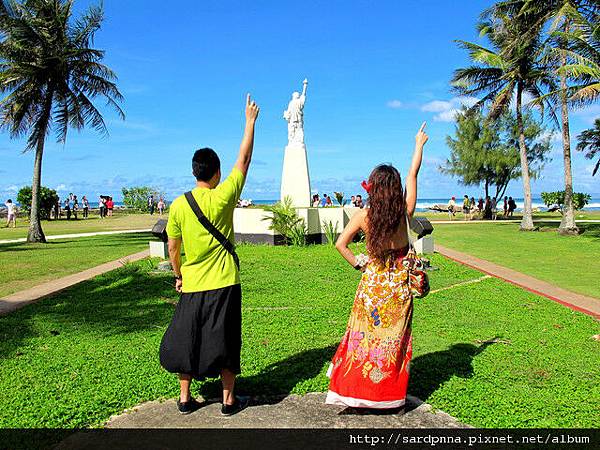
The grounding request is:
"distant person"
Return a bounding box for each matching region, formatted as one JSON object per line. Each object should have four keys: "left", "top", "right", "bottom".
{"left": 448, "top": 196, "right": 456, "bottom": 220}
{"left": 355, "top": 194, "right": 364, "bottom": 209}
{"left": 325, "top": 195, "right": 332, "bottom": 207}
{"left": 106, "top": 197, "right": 114, "bottom": 216}
{"left": 312, "top": 194, "right": 320, "bottom": 208}
{"left": 484, "top": 196, "right": 492, "bottom": 220}
{"left": 158, "top": 197, "right": 166, "bottom": 215}
{"left": 503, "top": 196, "right": 508, "bottom": 218}
{"left": 5, "top": 199, "right": 17, "bottom": 228}
{"left": 320, "top": 194, "right": 328, "bottom": 207}
{"left": 148, "top": 195, "right": 155, "bottom": 215}
{"left": 82, "top": 196, "right": 89, "bottom": 219}
{"left": 350, "top": 195, "right": 356, "bottom": 207}
{"left": 462, "top": 195, "right": 470, "bottom": 220}
{"left": 159, "top": 94, "right": 259, "bottom": 416}
{"left": 99, "top": 196, "right": 106, "bottom": 218}
{"left": 72, "top": 195, "right": 79, "bottom": 220}
{"left": 64, "top": 197, "right": 71, "bottom": 220}
{"left": 477, "top": 197, "right": 483, "bottom": 213}
{"left": 54, "top": 197, "right": 60, "bottom": 220}
{"left": 508, "top": 197, "right": 516, "bottom": 217}
{"left": 491, "top": 197, "right": 498, "bottom": 220}
{"left": 469, "top": 196, "right": 476, "bottom": 219}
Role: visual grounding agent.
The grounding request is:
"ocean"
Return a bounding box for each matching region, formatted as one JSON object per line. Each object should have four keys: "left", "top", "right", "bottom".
{"left": 9, "top": 197, "right": 600, "bottom": 212}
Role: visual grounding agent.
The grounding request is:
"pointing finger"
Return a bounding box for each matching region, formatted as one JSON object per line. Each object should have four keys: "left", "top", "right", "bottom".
{"left": 419, "top": 121, "right": 427, "bottom": 133}
{"left": 247, "top": 93, "right": 251, "bottom": 105}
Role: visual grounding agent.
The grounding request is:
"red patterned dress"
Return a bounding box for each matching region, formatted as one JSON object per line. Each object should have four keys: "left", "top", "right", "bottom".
{"left": 326, "top": 248, "right": 413, "bottom": 408}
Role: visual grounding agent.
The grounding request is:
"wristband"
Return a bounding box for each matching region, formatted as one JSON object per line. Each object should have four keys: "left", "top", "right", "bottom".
{"left": 174, "top": 274, "right": 182, "bottom": 280}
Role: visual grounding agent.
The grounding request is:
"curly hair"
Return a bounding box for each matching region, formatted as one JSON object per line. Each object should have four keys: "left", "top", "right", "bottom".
{"left": 366, "top": 164, "right": 406, "bottom": 265}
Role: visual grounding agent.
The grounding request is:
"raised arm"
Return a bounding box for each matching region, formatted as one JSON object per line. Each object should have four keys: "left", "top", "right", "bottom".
{"left": 235, "top": 94, "right": 260, "bottom": 177}
{"left": 405, "top": 122, "right": 428, "bottom": 217}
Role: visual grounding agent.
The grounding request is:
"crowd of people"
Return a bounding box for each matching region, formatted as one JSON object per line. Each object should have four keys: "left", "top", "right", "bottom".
{"left": 447, "top": 195, "right": 517, "bottom": 220}
{"left": 311, "top": 193, "right": 366, "bottom": 208}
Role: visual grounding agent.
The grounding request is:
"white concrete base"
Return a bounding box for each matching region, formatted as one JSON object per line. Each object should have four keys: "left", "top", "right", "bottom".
{"left": 414, "top": 236, "right": 434, "bottom": 255}
{"left": 280, "top": 143, "right": 311, "bottom": 207}
{"left": 149, "top": 241, "right": 168, "bottom": 259}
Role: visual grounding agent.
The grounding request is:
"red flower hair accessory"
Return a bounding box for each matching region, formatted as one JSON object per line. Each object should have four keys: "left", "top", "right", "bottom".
{"left": 361, "top": 180, "right": 372, "bottom": 193}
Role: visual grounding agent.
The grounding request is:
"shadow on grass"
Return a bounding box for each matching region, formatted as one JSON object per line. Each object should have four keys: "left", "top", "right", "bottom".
{"left": 409, "top": 340, "right": 497, "bottom": 402}
{"left": 197, "top": 345, "right": 337, "bottom": 405}
{"left": 0, "top": 262, "right": 175, "bottom": 360}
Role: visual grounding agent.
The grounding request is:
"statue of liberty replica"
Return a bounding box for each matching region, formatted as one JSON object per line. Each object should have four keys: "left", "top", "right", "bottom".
{"left": 281, "top": 78, "right": 312, "bottom": 207}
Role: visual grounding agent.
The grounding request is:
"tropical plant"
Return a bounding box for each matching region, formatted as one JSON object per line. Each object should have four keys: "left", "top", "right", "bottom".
{"left": 333, "top": 192, "right": 345, "bottom": 206}
{"left": 322, "top": 220, "right": 339, "bottom": 246}
{"left": 576, "top": 118, "right": 600, "bottom": 175}
{"left": 288, "top": 220, "right": 308, "bottom": 246}
{"left": 452, "top": 5, "right": 557, "bottom": 230}
{"left": 262, "top": 196, "right": 306, "bottom": 245}
{"left": 122, "top": 186, "right": 161, "bottom": 211}
{"left": 541, "top": 190, "right": 591, "bottom": 213}
{"left": 0, "top": 0, "right": 124, "bottom": 242}
{"left": 16, "top": 185, "right": 58, "bottom": 219}
{"left": 504, "top": 0, "right": 599, "bottom": 234}
{"left": 442, "top": 107, "right": 551, "bottom": 199}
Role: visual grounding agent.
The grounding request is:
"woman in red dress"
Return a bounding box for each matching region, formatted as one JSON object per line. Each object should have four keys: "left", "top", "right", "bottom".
{"left": 326, "top": 122, "right": 428, "bottom": 409}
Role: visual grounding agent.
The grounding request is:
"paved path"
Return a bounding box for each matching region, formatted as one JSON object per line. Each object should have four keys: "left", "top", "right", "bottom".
{"left": 0, "top": 249, "right": 149, "bottom": 316}
{"left": 103, "top": 393, "right": 469, "bottom": 429}
{"left": 436, "top": 244, "right": 600, "bottom": 319}
{"left": 0, "top": 228, "right": 152, "bottom": 244}
{"left": 430, "top": 219, "right": 600, "bottom": 224}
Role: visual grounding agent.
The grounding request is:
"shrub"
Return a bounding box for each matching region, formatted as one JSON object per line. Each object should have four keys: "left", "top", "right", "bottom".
{"left": 16, "top": 186, "right": 59, "bottom": 220}
{"left": 122, "top": 186, "right": 161, "bottom": 211}
{"left": 540, "top": 191, "right": 591, "bottom": 214}
{"left": 333, "top": 192, "right": 345, "bottom": 206}
{"left": 262, "top": 196, "right": 307, "bottom": 246}
{"left": 322, "top": 220, "right": 339, "bottom": 246}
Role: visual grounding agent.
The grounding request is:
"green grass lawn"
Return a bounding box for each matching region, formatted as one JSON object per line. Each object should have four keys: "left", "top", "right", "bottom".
{"left": 420, "top": 210, "right": 600, "bottom": 222}
{"left": 0, "top": 233, "right": 151, "bottom": 297}
{"left": 433, "top": 221, "right": 600, "bottom": 299}
{"left": 0, "top": 212, "right": 164, "bottom": 240}
{"left": 0, "top": 244, "right": 598, "bottom": 428}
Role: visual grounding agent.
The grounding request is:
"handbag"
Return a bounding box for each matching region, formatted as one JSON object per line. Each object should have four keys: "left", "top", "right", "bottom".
{"left": 401, "top": 213, "right": 430, "bottom": 298}
{"left": 184, "top": 191, "right": 240, "bottom": 270}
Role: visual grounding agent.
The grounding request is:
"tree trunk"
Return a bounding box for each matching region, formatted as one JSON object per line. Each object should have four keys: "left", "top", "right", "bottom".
{"left": 26, "top": 137, "right": 47, "bottom": 243}
{"left": 516, "top": 84, "right": 535, "bottom": 231}
{"left": 26, "top": 90, "right": 53, "bottom": 243}
{"left": 558, "top": 25, "right": 579, "bottom": 235}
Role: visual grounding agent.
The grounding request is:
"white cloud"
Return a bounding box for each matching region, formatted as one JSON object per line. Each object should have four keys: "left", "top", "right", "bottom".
{"left": 420, "top": 97, "right": 479, "bottom": 122}
{"left": 386, "top": 99, "right": 403, "bottom": 109}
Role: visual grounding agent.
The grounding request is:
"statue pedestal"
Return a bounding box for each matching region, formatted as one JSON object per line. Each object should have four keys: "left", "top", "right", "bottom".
{"left": 280, "top": 142, "right": 311, "bottom": 207}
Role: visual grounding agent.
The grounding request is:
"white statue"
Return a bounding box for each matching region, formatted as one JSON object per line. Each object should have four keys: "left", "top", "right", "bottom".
{"left": 283, "top": 78, "right": 308, "bottom": 144}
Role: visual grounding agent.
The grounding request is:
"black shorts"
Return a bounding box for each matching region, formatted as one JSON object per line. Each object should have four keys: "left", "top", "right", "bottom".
{"left": 159, "top": 284, "right": 242, "bottom": 380}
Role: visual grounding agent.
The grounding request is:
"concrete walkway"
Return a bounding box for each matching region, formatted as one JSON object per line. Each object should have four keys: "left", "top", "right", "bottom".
{"left": 0, "top": 249, "right": 149, "bottom": 316}
{"left": 436, "top": 244, "right": 600, "bottom": 319}
{"left": 104, "top": 393, "right": 469, "bottom": 429}
{"left": 0, "top": 228, "right": 152, "bottom": 244}
{"left": 430, "top": 219, "right": 600, "bottom": 224}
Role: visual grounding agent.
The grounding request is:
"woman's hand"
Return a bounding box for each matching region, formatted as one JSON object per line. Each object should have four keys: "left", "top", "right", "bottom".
{"left": 245, "top": 93, "right": 260, "bottom": 124}
{"left": 415, "top": 121, "right": 428, "bottom": 148}
{"left": 175, "top": 278, "right": 182, "bottom": 293}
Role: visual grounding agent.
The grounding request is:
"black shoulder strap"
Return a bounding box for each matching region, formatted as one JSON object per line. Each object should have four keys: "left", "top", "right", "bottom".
{"left": 184, "top": 191, "right": 240, "bottom": 270}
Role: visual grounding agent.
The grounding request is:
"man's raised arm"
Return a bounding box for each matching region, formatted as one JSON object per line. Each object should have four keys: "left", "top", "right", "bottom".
{"left": 235, "top": 94, "right": 260, "bottom": 178}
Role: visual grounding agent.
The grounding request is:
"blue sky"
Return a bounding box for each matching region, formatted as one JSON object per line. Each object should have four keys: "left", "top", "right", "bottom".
{"left": 0, "top": 0, "right": 598, "bottom": 202}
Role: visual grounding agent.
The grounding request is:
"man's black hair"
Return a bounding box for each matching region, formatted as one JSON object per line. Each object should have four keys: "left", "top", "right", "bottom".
{"left": 192, "top": 148, "right": 221, "bottom": 182}
{"left": 357, "top": 194, "right": 362, "bottom": 199}
{"left": 7, "top": 199, "right": 12, "bottom": 203}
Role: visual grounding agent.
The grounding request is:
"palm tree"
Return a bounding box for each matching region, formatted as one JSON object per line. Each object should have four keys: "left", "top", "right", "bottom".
{"left": 452, "top": 5, "right": 556, "bottom": 230}
{"left": 508, "top": 1, "right": 599, "bottom": 234}
{"left": 0, "top": 0, "right": 124, "bottom": 243}
{"left": 576, "top": 118, "right": 600, "bottom": 176}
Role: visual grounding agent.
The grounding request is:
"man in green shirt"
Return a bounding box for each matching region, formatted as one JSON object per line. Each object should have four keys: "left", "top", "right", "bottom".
{"left": 160, "top": 94, "right": 259, "bottom": 416}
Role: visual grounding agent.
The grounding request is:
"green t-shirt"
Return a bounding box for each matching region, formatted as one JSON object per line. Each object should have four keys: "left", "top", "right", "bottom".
{"left": 166, "top": 168, "right": 245, "bottom": 293}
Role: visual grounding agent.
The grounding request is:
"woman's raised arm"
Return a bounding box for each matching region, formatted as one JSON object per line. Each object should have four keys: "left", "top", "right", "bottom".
{"left": 405, "top": 122, "right": 428, "bottom": 217}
